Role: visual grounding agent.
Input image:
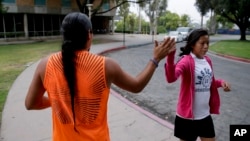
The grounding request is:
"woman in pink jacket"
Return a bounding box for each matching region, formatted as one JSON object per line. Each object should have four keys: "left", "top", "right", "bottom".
{"left": 165, "top": 29, "right": 231, "bottom": 141}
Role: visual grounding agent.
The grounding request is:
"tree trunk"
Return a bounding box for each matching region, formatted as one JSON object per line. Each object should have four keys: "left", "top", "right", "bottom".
{"left": 239, "top": 26, "right": 246, "bottom": 40}
{"left": 150, "top": 22, "right": 154, "bottom": 35}
{"left": 211, "top": 13, "right": 217, "bottom": 35}
{"left": 209, "top": 10, "right": 217, "bottom": 35}
{"left": 200, "top": 16, "right": 203, "bottom": 28}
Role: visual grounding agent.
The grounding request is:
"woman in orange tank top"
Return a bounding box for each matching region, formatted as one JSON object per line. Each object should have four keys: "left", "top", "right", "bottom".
{"left": 25, "top": 12, "right": 176, "bottom": 141}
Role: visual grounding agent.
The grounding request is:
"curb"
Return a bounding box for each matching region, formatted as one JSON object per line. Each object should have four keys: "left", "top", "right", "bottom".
{"left": 110, "top": 89, "right": 175, "bottom": 130}
{"left": 98, "top": 46, "right": 126, "bottom": 55}
{"left": 216, "top": 53, "right": 250, "bottom": 63}
{"left": 208, "top": 50, "right": 250, "bottom": 64}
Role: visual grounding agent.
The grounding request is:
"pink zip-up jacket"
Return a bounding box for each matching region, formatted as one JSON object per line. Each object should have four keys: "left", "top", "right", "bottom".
{"left": 165, "top": 50, "right": 224, "bottom": 119}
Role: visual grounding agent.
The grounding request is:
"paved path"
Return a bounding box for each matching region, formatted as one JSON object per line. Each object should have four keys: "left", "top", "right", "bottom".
{"left": 1, "top": 34, "right": 249, "bottom": 141}
{"left": 0, "top": 34, "right": 177, "bottom": 141}
{"left": 105, "top": 41, "right": 250, "bottom": 141}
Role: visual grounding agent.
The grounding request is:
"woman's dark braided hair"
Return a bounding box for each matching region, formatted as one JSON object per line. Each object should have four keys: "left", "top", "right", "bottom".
{"left": 60, "top": 12, "right": 92, "bottom": 132}
{"left": 179, "top": 28, "right": 209, "bottom": 56}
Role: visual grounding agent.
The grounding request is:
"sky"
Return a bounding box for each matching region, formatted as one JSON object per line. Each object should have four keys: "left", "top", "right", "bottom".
{"left": 167, "top": 0, "right": 209, "bottom": 23}
{"left": 130, "top": 0, "right": 209, "bottom": 24}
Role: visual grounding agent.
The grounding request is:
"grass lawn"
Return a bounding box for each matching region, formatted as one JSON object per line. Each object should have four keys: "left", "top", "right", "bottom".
{"left": 0, "top": 38, "right": 106, "bottom": 127}
{"left": 209, "top": 40, "right": 250, "bottom": 59}
{"left": 0, "top": 40, "right": 61, "bottom": 122}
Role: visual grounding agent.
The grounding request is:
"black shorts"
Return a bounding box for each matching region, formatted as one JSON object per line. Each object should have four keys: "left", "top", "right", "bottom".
{"left": 174, "top": 115, "right": 215, "bottom": 141}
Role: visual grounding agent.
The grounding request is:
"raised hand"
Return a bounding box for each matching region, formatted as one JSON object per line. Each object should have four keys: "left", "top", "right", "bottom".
{"left": 153, "top": 37, "right": 176, "bottom": 62}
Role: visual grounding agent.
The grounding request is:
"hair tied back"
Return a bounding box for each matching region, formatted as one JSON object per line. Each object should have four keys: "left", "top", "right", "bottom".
{"left": 62, "top": 40, "right": 73, "bottom": 51}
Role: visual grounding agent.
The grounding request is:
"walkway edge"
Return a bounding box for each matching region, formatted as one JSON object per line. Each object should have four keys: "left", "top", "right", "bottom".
{"left": 110, "top": 89, "right": 174, "bottom": 130}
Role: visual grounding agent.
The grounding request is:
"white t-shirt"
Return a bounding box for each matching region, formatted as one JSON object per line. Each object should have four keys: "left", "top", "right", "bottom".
{"left": 191, "top": 53, "right": 213, "bottom": 120}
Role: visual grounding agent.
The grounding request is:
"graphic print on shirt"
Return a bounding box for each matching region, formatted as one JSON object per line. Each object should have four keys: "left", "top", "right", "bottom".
{"left": 195, "top": 68, "right": 212, "bottom": 92}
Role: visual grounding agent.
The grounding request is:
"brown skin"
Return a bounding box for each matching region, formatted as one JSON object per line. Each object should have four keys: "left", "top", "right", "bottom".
{"left": 25, "top": 31, "right": 176, "bottom": 110}
{"left": 191, "top": 35, "right": 209, "bottom": 59}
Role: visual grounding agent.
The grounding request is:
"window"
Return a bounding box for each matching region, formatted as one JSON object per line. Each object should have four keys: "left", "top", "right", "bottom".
{"left": 35, "top": 0, "right": 46, "bottom": 5}
{"left": 2, "top": 0, "right": 15, "bottom": 3}
{"left": 62, "top": 0, "right": 71, "bottom": 7}
{"left": 102, "top": 0, "right": 109, "bottom": 11}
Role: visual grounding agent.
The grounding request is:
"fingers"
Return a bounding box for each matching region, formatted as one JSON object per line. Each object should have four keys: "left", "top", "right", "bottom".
{"left": 158, "top": 38, "right": 176, "bottom": 55}
{"left": 224, "top": 87, "right": 231, "bottom": 92}
{"left": 152, "top": 37, "right": 176, "bottom": 61}
{"left": 222, "top": 82, "right": 231, "bottom": 92}
{"left": 165, "top": 38, "right": 176, "bottom": 53}
{"left": 154, "top": 40, "right": 158, "bottom": 48}
{"left": 161, "top": 37, "right": 171, "bottom": 48}
{"left": 169, "top": 44, "right": 176, "bottom": 53}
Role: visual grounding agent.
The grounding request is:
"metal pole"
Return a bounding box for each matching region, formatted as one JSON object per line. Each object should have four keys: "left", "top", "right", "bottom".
{"left": 42, "top": 15, "right": 45, "bottom": 36}
{"left": 112, "top": 17, "right": 114, "bottom": 34}
{"left": 33, "top": 15, "right": 35, "bottom": 37}
{"left": 23, "top": 14, "right": 28, "bottom": 38}
{"left": 138, "top": 6, "right": 141, "bottom": 33}
{"left": 3, "top": 15, "right": 6, "bottom": 39}
{"left": 123, "top": 16, "right": 125, "bottom": 46}
{"left": 13, "top": 15, "right": 16, "bottom": 37}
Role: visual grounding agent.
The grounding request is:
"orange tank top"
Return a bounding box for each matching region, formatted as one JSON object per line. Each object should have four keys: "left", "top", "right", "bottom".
{"left": 43, "top": 51, "right": 110, "bottom": 141}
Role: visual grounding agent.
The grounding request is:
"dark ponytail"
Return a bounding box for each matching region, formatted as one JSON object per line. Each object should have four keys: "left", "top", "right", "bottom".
{"left": 179, "top": 45, "right": 192, "bottom": 57}
{"left": 179, "top": 28, "right": 209, "bottom": 56}
{"left": 61, "top": 40, "right": 78, "bottom": 131}
{"left": 60, "top": 12, "right": 92, "bottom": 132}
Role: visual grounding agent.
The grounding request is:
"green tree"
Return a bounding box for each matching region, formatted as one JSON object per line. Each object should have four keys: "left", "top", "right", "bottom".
{"left": 0, "top": 0, "right": 7, "bottom": 13}
{"left": 158, "top": 11, "right": 181, "bottom": 31}
{"left": 141, "top": 19, "right": 150, "bottom": 34}
{"left": 115, "top": 20, "right": 123, "bottom": 31}
{"left": 75, "top": 0, "right": 151, "bottom": 18}
{"left": 215, "top": 0, "right": 250, "bottom": 40}
{"left": 136, "top": 0, "right": 146, "bottom": 33}
{"left": 115, "top": 12, "right": 149, "bottom": 33}
{"left": 216, "top": 15, "right": 234, "bottom": 29}
{"left": 127, "top": 13, "right": 136, "bottom": 32}
{"left": 0, "top": 0, "right": 2, "bottom": 13}
{"left": 180, "top": 14, "right": 191, "bottom": 27}
{"left": 117, "top": 0, "right": 130, "bottom": 18}
{"left": 195, "top": 0, "right": 210, "bottom": 28}
{"left": 140, "top": 0, "right": 168, "bottom": 34}
{"left": 157, "top": 25, "right": 166, "bottom": 33}
{"left": 207, "top": 0, "right": 218, "bottom": 34}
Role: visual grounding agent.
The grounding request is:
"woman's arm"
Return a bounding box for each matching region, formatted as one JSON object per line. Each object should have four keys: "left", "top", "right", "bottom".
{"left": 106, "top": 37, "right": 176, "bottom": 93}
{"left": 25, "top": 57, "right": 51, "bottom": 110}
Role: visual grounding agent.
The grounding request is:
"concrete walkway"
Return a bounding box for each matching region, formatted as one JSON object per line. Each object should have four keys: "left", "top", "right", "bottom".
{"left": 0, "top": 34, "right": 177, "bottom": 141}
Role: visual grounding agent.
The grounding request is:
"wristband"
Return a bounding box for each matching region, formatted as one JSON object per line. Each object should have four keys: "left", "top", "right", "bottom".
{"left": 150, "top": 59, "right": 158, "bottom": 68}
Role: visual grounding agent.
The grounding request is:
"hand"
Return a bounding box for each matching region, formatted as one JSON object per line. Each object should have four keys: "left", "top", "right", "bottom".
{"left": 153, "top": 37, "right": 176, "bottom": 62}
{"left": 222, "top": 81, "right": 231, "bottom": 92}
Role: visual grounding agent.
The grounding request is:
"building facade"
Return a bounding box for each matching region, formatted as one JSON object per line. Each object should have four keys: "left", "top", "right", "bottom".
{"left": 0, "top": 0, "right": 116, "bottom": 39}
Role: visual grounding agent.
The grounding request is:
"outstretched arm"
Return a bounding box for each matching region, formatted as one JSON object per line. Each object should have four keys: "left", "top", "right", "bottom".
{"left": 106, "top": 37, "right": 176, "bottom": 93}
